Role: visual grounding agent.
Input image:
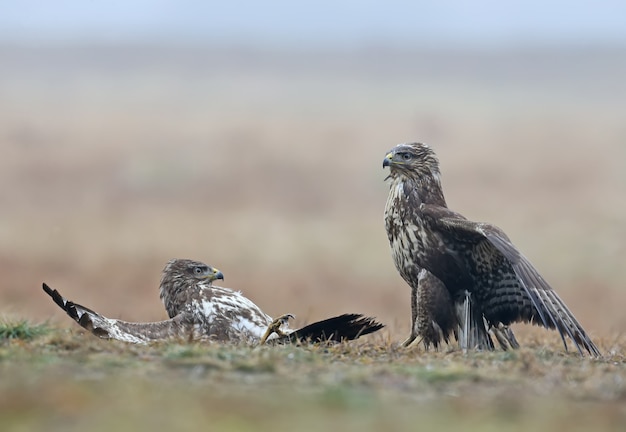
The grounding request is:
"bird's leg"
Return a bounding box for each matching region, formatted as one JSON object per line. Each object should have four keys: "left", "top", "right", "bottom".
{"left": 260, "top": 313, "right": 295, "bottom": 344}
{"left": 402, "top": 284, "right": 419, "bottom": 347}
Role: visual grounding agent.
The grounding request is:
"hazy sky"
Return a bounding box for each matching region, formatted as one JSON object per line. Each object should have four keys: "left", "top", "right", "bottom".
{"left": 2, "top": 0, "right": 626, "bottom": 47}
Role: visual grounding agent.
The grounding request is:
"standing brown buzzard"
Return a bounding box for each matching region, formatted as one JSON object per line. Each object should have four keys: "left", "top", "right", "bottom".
{"left": 383, "top": 142, "right": 599, "bottom": 356}
{"left": 43, "top": 258, "right": 383, "bottom": 344}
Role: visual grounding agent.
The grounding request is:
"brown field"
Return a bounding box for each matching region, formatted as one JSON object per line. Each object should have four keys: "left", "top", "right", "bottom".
{"left": 1, "top": 44, "right": 626, "bottom": 430}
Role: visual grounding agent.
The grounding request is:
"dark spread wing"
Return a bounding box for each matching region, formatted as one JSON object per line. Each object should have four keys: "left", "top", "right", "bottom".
{"left": 478, "top": 226, "right": 600, "bottom": 356}
{"left": 280, "top": 314, "right": 384, "bottom": 343}
{"left": 42, "top": 283, "right": 195, "bottom": 344}
{"left": 420, "top": 206, "right": 600, "bottom": 357}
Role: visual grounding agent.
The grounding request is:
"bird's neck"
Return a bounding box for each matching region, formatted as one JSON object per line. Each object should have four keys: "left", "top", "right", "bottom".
{"left": 159, "top": 275, "right": 201, "bottom": 318}
{"left": 391, "top": 172, "right": 447, "bottom": 207}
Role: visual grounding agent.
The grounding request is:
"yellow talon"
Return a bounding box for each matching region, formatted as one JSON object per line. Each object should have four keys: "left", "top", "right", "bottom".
{"left": 260, "top": 313, "right": 295, "bottom": 344}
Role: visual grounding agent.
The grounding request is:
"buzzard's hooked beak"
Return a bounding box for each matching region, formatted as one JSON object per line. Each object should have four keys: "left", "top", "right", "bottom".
{"left": 383, "top": 152, "right": 393, "bottom": 168}
{"left": 212, "top": 270, "right": 224, "bottom": 281}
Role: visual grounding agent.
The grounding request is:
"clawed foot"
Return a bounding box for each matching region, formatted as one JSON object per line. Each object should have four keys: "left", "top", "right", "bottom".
{"left": 490, "top": 323, "right": 520, "bottom": 350}
{"left": 401, "top": 333, "right": 418, "bottom": 348}
{"left": 260, "top": 313, "right": 295, "bottom": 344}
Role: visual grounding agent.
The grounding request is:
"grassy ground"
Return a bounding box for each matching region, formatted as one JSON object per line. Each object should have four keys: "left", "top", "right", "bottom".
{"left": 1, "top": 321, "right": 625, "bottom": 432}
{"left": 1, "top": 44, "right": 626, "bottom": 430}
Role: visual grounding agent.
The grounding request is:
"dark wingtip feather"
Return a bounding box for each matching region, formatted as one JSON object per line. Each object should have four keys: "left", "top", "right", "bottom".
{"left": 42, "top": 282, "right": 53, "bottom": 296}
{"left": 543, "top": 289, "right": 601, "bottom": 357}
{"left": 42, "top": 282, "right": 106, "bottom": 335}
{"left": 287, "top": 313, "right": 384, "bottom": 343}
{"left": 514, "top": 262, "right": 601, "bottom": 357}
{"left": 43, "top": 282, "right": 67, "bottom": 311}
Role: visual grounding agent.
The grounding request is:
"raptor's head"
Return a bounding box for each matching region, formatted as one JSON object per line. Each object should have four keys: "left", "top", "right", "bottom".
{"left": 162, "top": 259, "right": 224, "bottom": 285}
{"left": 382, "top": 142, "right": 447, "bottom": 206}
{"left": 382, "top": 142, "right": 441, "bottom": 181}
{"left": 160, "top": 259, "right": 224, "bottom": 318}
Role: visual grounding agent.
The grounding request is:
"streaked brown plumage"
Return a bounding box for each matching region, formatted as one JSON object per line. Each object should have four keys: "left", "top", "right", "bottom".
{"left": 383, "top": 142, "right": 599, "bottom": 356}
{"left": 412, "top": 269, "right": 458, "bottom": 349}
{"left": 43, "top": 258, "right": 383, "bottom": 344}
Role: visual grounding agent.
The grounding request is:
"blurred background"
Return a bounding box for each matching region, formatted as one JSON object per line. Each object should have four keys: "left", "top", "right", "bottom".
{"left": 1, "top": 1, "right": 625, "bottom": 340}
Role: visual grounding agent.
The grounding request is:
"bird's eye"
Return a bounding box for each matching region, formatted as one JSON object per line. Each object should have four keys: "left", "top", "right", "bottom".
{"left": 194, "top": 267, "right": 204, "bottom": 275}
{"left": 401, "top": 153, "right": 412, "bottom": 161}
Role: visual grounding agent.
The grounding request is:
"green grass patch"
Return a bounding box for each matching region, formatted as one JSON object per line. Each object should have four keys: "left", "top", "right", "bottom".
{"left": 0, "top": 319, "right": 50, "bottom": 341}
{"left": 0, "top": 326, "right": 624, "bottom": 432}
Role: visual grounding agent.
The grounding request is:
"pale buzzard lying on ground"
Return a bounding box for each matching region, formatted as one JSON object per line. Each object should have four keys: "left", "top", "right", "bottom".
{"left": 43, "top": 258, "right": 383, "bottom": 344}
{"left": 383, "top": 142, "right": 599, "bottom": 356}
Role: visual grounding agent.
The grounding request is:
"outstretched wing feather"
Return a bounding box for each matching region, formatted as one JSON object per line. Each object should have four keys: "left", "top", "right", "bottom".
{"left": 42, "top": 283, "right": 192, "bottom": 344}
{"left": 423, "top": 211, "right": 599, "bottom": 356}
{"left": 282, "top": 313, "right": 384, "bottom": 343}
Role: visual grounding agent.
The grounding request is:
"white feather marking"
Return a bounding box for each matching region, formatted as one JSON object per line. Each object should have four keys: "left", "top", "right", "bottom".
{"left": 104, "top": 318, "right": 146, "bottom": 344}
{"left": 417, "top": 268, "right": 428, "bottom": 281}
{"left": 200, "top": 299, "right": 216, "bottom": 319}
{"left": 232, "top": 317, "right": 267, "bottom": 338}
